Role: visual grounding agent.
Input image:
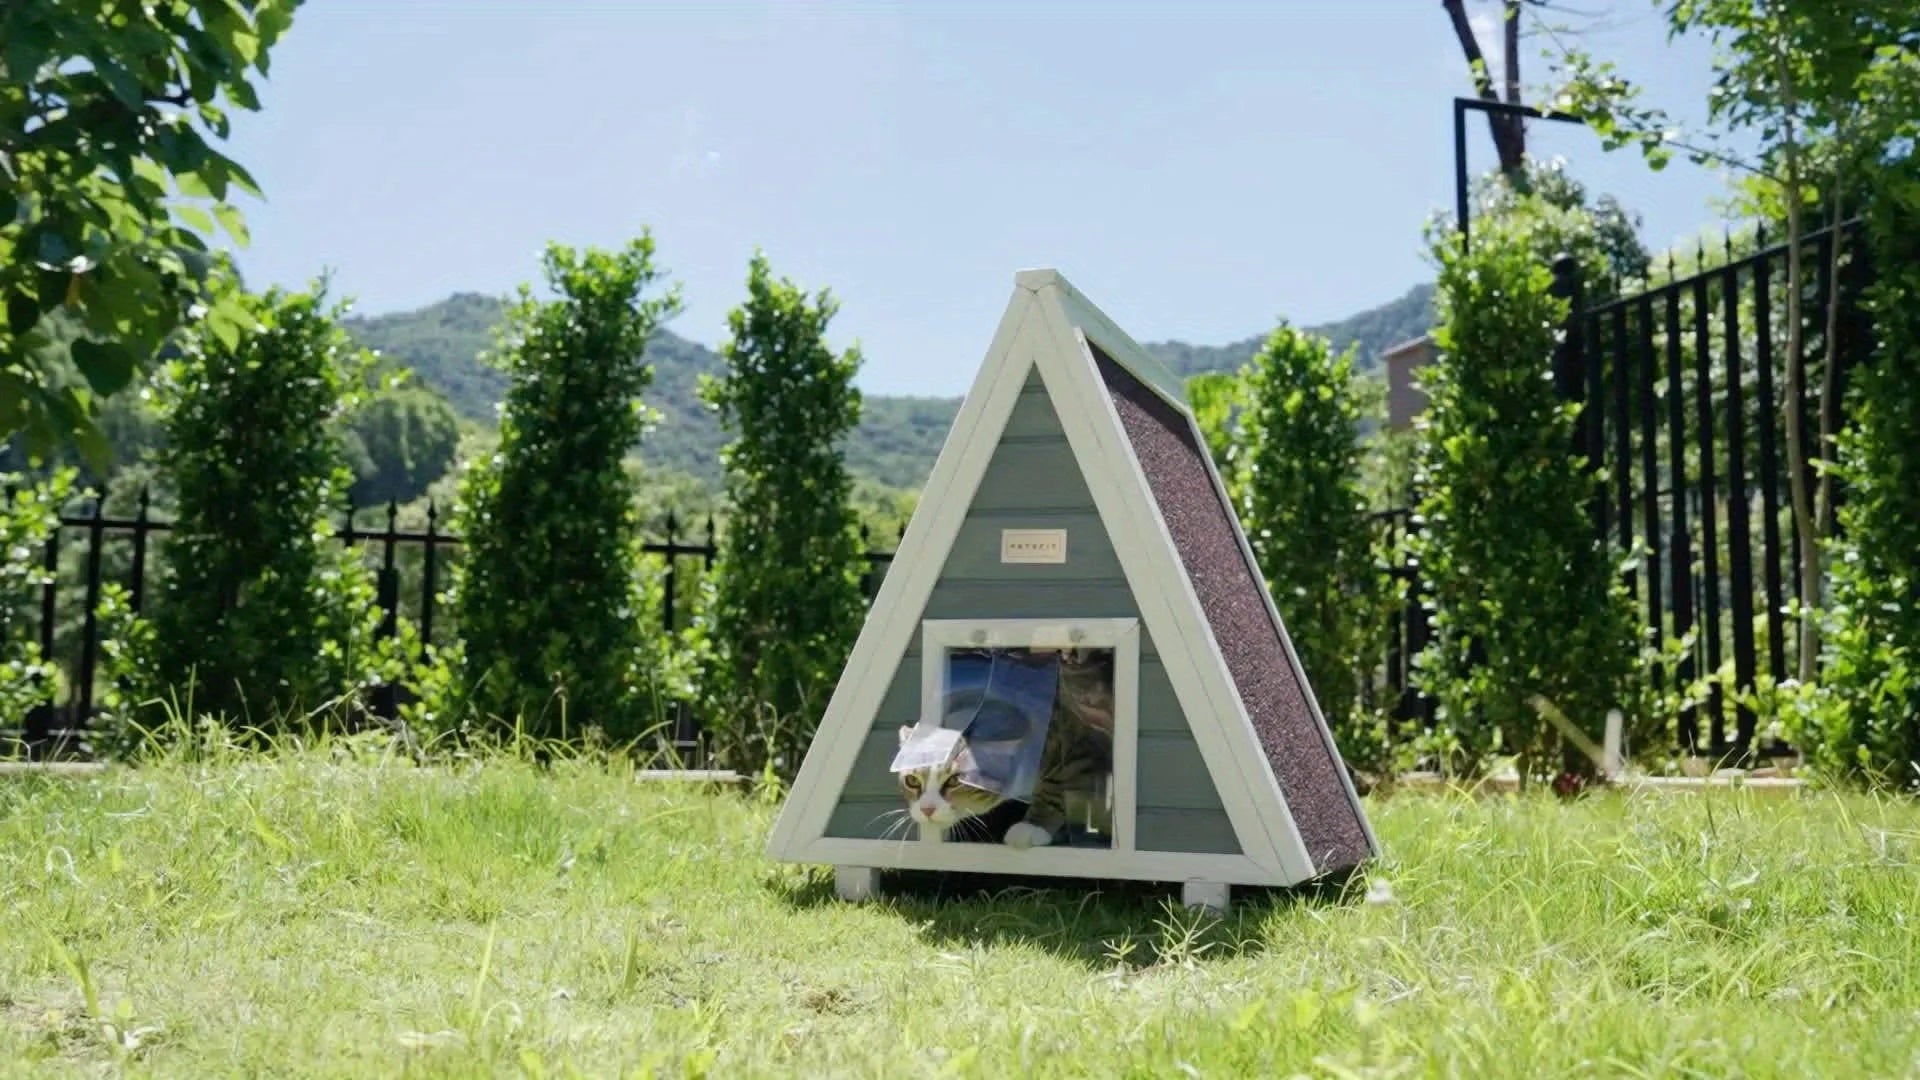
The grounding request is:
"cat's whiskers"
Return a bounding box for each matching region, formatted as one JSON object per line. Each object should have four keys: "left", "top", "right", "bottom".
{"left": 869, "top": 807, "right": 912, "bottom": 839}
{"left": 953, "top": 816, "right": 993, "bottom": 844}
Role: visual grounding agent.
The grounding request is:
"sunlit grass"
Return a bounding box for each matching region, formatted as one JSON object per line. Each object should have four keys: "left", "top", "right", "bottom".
{"left": 3, "top": 732, "right": 1918, "bottom": 1077}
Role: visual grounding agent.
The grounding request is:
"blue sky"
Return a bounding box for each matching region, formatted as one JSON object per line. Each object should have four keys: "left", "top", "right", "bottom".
{"left": 227, "top": 0, "right": 1738, "bottom": 398}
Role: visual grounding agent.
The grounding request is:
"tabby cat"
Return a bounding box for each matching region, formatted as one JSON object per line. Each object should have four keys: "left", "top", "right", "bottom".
{"left": 897, "top": 646, "right": 1115, "bottom": 849}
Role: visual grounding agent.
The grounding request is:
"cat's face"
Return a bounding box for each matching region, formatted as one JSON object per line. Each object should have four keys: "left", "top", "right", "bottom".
{"left": 896, "top": 726, "right": 1005, "bottom": 827}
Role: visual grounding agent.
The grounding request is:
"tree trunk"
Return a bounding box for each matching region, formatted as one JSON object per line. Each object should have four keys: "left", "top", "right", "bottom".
{"left": 1503, "top": 1, "right": 1522, "bottom": 105}
{"left": 1443, "top": 0, "right": 1526, "bottom": 177}
{"left": 1815, "top": 185, "right": 1846, "bottom": 548}
{"left": 1502, "top": 0, "right": 1525, "bottom": 178}
{"left": 1775, "top": 61, "right": 1820, "bottom": 684}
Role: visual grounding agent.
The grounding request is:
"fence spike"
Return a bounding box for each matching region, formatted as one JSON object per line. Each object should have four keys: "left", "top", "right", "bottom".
{"left": 1724, "top": 226, "right": 1734, "bottom": 261}
{"left": 704, "top": 514, "right": 716, "bottom": 544}
{"left": 136, "top": 485, "right": 151, "bottom": 520}
{"left": 425, "top": 499, "right": 438, "bottom": 535}
{"left": 386, "top": 500, "right": 399, "bottom": 529}
{"left": 1756, "top": 221, "right": 1768, "bottom": 248}
{"left": 666, "top": 510, "right": 679, "bottom": 543}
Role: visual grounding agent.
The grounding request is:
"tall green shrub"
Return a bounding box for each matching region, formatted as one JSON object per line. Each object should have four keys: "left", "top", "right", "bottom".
{"left": 449, "top": 237, "right": 681, "bottom": 742}
{"left": 1, "top": 468, "right": 73, "bottom": 727}
{"left": 1808, "top": 171, "right": 1920, "bottom": 789}
{"left": 1234, "top": 323, "right": 1382, "bottom": 767}
{"left": 701, "top": 252, "right": 866, "bottom": 776}
{"left": 137, "top": 280, "right": 379, "bottom": 728}
{"left": 1411, "top": 210, "right": 1640, "bottom": 781}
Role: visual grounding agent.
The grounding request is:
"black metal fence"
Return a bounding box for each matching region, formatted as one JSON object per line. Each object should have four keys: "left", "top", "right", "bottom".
{"left": 1369, "top": 507, "right": 1429, "bottom": 727}
{"left": 10, "top": 497, "right": 899, "bottom": 758}
{"left": 1360, "top": 219, "right": 1876, "bottom": 761}
{"left": 1571, "top": 218, "right": 1872, "bottom": 760}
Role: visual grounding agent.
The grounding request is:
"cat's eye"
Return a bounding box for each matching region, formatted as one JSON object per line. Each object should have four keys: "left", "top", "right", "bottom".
{"left": 903, "top": 775, "right": 921, "bottom": 791}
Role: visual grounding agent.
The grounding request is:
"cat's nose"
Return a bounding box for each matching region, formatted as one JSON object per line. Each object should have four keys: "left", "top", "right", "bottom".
{"left": 918, "top": 801, "right": 938, "bottom": 817}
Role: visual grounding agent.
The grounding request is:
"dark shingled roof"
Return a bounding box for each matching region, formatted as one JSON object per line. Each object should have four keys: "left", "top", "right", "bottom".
{"left": 1091, "top": 344, "right": 1373, "bottom": 877}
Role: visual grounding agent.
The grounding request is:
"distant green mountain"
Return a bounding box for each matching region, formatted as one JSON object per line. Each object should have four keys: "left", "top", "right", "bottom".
{"left": 342, "top": 282, "right": 1435, "bottom": 492}
{"left": 1146, "top": 282, "right": 1437, "bottom": 380}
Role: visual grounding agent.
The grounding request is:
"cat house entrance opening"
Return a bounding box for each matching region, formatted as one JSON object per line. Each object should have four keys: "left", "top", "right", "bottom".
{"left": 895, "top": 619, "right": 1135, "bottom": 852}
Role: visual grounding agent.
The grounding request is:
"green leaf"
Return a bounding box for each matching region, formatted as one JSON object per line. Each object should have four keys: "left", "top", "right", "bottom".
{"left": 70, "top": 414, "right": 112, "bottom": 474}
{"left": 0, "top": 372, "right": 29, "bottom": 434}
{"left": 206, "top": 307, "right": 243, "bottom": 352}
{"left": 174, "top": 204, "right": 216, "bottom": 235}
{"left": 96, "top": 61, "right": 146, "bottom": 109}
{"left": 218, "top": 155, "right": 264, "bottom": 201}
{"left": 70, "top": 338, "right": 139, "bottom": 396}
{"left": 175, "top": 171, "right": 215, "bottom": 200}
{"left": 7, "top": 292, "right": 42, "bottom": 335}
{"left": 227, "top": 78, "right": 261, "bottom": 112}
{"left": 213, "top": 203, "right": 250, "bottom": 248}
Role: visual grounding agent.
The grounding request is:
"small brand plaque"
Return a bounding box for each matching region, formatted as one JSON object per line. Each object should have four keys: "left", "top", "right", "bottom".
{"left": 1000, "top": 528, "right": 1068, "bottom": 564}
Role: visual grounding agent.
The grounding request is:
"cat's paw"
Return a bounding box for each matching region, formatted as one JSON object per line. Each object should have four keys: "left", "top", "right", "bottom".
{"left": 1003, "top": 822, "right": 1054, "bottom": 850}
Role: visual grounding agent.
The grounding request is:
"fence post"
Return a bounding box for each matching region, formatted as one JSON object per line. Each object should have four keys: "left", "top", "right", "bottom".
{"left": 365, "top": 502, "right": 399, "bottom": 724}
{"left": 38, "top": 524, "right": 57, "bottom": 673}
{"left": 663, "top": 511, "right": 679, "bottom": 635}
{"left": 378, "top": 502, "right": 400, "bottom": 642}
{"left": 421, "top": 501, "right": 439, "bottom": 647}
{"left": 26, "top": 523, "right": 60, "bottom": 754}
{"left": 130, "top": 487, "right": 152, "bottom": 614}
{"left": 1380, "top": 512, "right": 1403, "bottom": 717}
{"left": 76, "top": 493, "right": 107, "bottom": 726}
{"left": 858, "top": 524, "right": 874, "bottom": 597}
{"left": 1549, "top": 254, "right": 1600, "bottom": 541}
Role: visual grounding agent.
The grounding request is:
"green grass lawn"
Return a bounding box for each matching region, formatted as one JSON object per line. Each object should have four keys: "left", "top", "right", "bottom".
{"left": 4, "top": 745, "right": 1920, "bottom": 1078}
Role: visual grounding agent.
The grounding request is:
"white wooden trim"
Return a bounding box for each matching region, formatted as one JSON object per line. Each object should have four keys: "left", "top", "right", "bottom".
{"left": 916, "top": 617, "right": 1140, "bottom": 856}
{"left": 1044, "top": 275, "right": 1193, "bottom": 420}
{"left": 795, "top": 836, "right": 1288, "bottom": 886}
{"left": 765, "top": 289, "right": 1040, "bottom": 860}
{"left": 1180, "top": 398, "right": 1383, "bottom": 860}
{"left": 1111, "top": 622, "right": 1141, "bottom": 854}
{"left": 1181, "top": 881, "right": 1231, "bottom": 914}
{"left": 833, "top": 866, "right": 882, "bottom": 902}
{"left": 1029, "top": 287, "right": 1315, "bottom": 883}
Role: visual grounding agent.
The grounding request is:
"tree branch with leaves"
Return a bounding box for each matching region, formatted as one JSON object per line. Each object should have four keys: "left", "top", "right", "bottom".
{"left": 1, "top": 0, "right": 303, "bottom": 466}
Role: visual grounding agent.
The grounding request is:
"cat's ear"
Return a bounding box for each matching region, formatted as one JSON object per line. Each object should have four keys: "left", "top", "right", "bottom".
{"left": 897, "top": 725, "right": 913, "bottom": 746}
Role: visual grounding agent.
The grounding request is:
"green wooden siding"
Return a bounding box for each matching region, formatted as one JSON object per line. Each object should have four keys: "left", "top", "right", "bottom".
{"left": 824, "top": 371, "right": 1238, "bottom": 855}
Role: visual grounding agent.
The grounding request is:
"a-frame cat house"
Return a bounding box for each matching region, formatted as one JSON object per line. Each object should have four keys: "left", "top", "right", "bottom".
{"left": 766, "top": 269, "right": 1378, "bottom": 912}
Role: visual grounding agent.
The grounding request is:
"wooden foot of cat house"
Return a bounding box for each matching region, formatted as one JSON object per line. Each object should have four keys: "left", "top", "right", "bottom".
{"left": 765, "top": 269, "right": 1379, "bottom": 913}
